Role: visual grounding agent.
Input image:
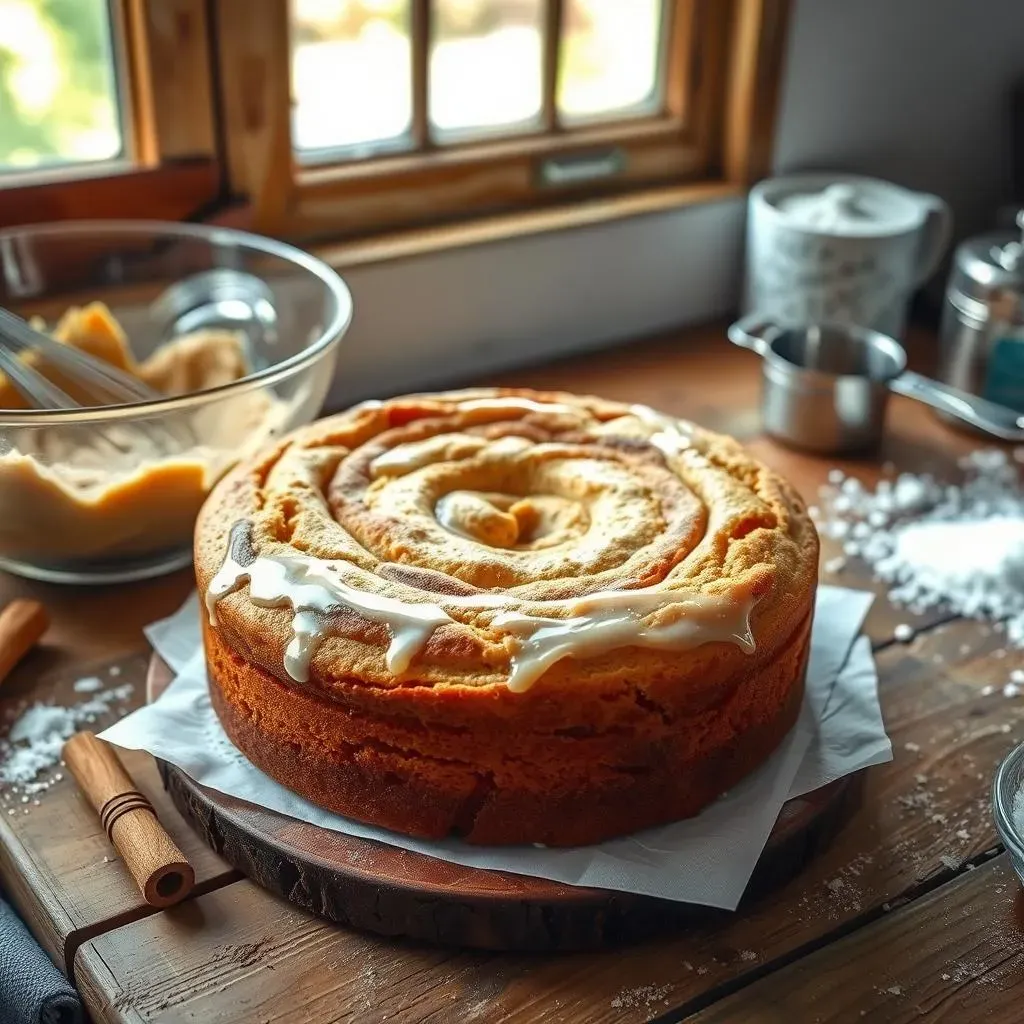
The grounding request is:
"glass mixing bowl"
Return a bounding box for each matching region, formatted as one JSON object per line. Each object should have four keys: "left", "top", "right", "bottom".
{"left": 993, "top": 739, "right": 1024, "bottom": 887}
{"left": 0, "top": 221, "right": 353, "bottom": 584}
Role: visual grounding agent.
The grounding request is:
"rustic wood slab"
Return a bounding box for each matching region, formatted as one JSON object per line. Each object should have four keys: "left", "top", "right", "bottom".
{"left": 4, "top": 321, "right": 1018, "bottom": 1022}
{"left": 149, "top": 655, "right": 854, "bottom": 951}
{"left": 74, "top": 881, "right": 454, "bottom": 1024}
{"left": 689, "top": 854, "right": 1024, "bottom": 1023}
{"left": 0, "top": 572, "right": 236, "bottom": 974}
{"left": 75, "top": 615, "right": 1024, "bottom": 1023}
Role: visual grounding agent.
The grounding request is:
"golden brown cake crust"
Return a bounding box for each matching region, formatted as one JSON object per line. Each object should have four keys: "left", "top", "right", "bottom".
{"left": 195, "top": 387, "right": 820, "bottom": 846}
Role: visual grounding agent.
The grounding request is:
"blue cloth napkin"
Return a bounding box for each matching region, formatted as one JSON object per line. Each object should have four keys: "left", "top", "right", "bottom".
{"left": 0, "top": 896, "right": 83, "bottom": 1024}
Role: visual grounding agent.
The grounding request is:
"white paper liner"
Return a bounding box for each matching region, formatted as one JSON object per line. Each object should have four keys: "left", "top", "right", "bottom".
{"left": 102, "top": 585, "right": 890, "bottom": 909}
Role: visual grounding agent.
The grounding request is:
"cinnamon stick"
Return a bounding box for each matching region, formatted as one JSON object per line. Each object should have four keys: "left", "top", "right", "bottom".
{"left": 0, "top": 599, "right": 48, "bottom": 685}
{"left": 62, "top": 732, "right": 195, "bottom": 908}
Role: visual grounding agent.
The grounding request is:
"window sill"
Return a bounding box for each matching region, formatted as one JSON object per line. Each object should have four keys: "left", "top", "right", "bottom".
{"left": 302, "top": 180, "right": 744, "bottom": 270}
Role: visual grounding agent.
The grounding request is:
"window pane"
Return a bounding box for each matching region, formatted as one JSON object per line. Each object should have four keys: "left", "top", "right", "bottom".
{"left": 0, "top": 0, "right": 122, "bottom": 171}
{"left": 430, "top": 0, "right": 543, "bottom": 137}
{"left": 558, "top": 0, "right": 663, "bottom": 122}
{"left": 291, "top": 0, "right": 412, "bottom": 155}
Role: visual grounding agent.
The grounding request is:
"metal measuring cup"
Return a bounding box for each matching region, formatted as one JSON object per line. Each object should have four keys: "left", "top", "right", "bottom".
{"left": 728, "top": 315, "right": 1024, "bottom": 454}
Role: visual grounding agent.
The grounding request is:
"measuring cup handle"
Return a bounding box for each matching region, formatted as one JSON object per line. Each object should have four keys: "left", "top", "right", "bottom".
{"left": 890, "top": 371, "right": 1024, "bottom": 440}
{"left": 727, "top": 315, "right": 782, "bottom": 356}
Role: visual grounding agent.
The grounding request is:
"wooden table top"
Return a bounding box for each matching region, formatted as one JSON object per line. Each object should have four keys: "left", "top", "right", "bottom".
{"left": 2, "top": 321, "right": 1022, "bottom": 1024}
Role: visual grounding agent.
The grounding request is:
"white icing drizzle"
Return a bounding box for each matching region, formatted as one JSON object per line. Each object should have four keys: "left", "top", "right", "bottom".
{"left": 207, "top": 547, "right": 452, "bottom": 682}
{"left": 458, "top": 396, "right": 581, "bottom": 417}
{"left": 207, "top": 525, "right": 756, "bottom": 691}
{"left": 370, "top": 434, "right": 487, "bottom": 477}
{"left": 629, "top": 403, "right": 693, "bottom": 457}
{"left": 371, "top": 433, "right": 533, "bottom": 479}
{"left": 494, "top": 593, "right": 754, "bottom": 693}
{"left": 368, "top": 402, "right": 685, "bottom": 481}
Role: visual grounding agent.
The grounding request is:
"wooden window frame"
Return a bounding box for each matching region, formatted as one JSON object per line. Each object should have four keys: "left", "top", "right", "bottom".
{"left": 0, "top": 0, "right": 790, "bottom": 260}
{"left": 215, "top": 0, "right": 791, "bottom": 247}
{"left": 0, "top": 0, "right": 224, "bottom": 229}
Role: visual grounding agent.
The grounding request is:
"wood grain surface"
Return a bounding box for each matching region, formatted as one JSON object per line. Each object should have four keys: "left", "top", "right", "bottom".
{"left": 0, "top": 570, "right": 233, "bottom": 973}
{"left": 3, "top": 321, "right": 1019, "bottom": 1022}
{"left": 74, "top": 614, "right": 1024, "bottom": 1023}
{"left": 689, "top": 855, "right": 1024, "bottom": 1023}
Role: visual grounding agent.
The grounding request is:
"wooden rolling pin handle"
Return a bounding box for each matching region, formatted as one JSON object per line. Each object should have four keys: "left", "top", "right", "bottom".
{"left": 63, "top": 732, "right": 195, "bottom": 908}
{"left": 99, "top": 791, "right": 156, "bottom": 837}
{"left": 0, "top": 599, "right": 49, "bottom": 686}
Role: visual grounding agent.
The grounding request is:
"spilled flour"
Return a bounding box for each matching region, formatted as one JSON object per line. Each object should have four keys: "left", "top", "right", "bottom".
{"left": 610, "top": 984, "right": 673, "bottom": 1011}
{"left": 1, "top": 683, "right": 134, "bottom": 795}
{"left": 816, "top": 450, "right": 1024, "bottom": 642}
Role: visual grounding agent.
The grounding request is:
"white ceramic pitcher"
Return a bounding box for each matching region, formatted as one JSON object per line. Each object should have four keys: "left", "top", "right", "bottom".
{"left": 743, "top": 173, "right": 953, "bottom": 338}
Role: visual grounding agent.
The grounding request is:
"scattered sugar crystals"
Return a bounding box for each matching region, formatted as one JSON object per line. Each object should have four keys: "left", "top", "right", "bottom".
{"left": 0, "top": 684, "right": 133, "bottom": 797}
{"left": 816, "top": 451, "right": 1024, "bottom": 643}
{"left": 610, "top": 984, "right": 673, "bottom": 1010}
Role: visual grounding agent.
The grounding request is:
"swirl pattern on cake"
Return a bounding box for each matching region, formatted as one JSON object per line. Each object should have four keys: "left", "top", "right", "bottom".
{"left": 196, "top": 388, "right": 819, "bottom": 845}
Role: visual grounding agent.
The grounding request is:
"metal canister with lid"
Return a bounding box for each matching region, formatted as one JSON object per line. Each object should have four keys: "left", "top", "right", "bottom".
{"left": 938, "top": 211, "right": 1024, "bottom": 421}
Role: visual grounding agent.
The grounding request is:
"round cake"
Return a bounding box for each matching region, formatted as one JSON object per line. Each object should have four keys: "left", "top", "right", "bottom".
{"left": 195, "top": 388, "right": 819, "bottom": 846}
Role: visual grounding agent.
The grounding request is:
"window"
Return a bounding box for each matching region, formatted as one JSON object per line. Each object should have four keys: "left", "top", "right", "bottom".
{"left": 218, "top": 0, "right": 790, "bottom": 245}
{"left": 0, "top": 0, "right": 790, "bottom": 250}
{"left": 0, "top": 0, "right": 220, "bottom": 227}
{"left": 0, "top": 0, "right": 122, "bottom": 171}
{"left": 289, "top": 0, "right": 668, "bottom": 152}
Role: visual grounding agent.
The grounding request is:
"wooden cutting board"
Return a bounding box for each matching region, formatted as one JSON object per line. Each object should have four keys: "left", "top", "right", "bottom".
{"left": 148, "top": 655, "right": 857, "bottom": 951}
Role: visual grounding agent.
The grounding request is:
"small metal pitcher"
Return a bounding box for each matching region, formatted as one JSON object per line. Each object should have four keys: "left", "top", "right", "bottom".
{"left": 728, "top": 315, "right": 1024, "bottom": 455}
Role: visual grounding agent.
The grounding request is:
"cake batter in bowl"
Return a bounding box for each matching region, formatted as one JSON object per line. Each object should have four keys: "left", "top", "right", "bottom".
{"left": 0, "top": 221, "right": 352, "bottom": 584}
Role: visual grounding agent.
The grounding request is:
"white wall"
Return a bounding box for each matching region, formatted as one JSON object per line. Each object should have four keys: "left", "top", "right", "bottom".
{"left": 773, "top": 0, "right": 1023, "bottom": 241}
{"left": 328, "top": 0, "right": 1024, "bottom": 406}
{"left": 333, "top": 197, "right": 743, "bottom": 403}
